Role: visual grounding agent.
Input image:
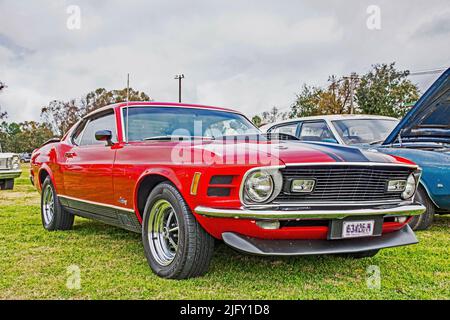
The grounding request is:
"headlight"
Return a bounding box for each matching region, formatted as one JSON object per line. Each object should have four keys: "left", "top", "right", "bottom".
{"left": 401, "top": 174, "right": 416, "bottom": 200}
{"left": 12, "top": 155, "right": 20, "bottom": 170}
{"left": 243, "top": 169, "right": 283, "bottom": 204}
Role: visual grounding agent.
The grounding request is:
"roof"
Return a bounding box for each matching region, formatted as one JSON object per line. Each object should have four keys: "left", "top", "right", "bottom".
{"left": 261, "top": 114, "right": 399, "bottom": 131}
{"left": 84, "top": 101, "right": 243, "bottom": 118}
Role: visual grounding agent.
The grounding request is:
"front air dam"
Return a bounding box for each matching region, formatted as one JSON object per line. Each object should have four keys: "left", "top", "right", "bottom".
{"left": 222, "top": 225, "right": 418, "bottom": 256}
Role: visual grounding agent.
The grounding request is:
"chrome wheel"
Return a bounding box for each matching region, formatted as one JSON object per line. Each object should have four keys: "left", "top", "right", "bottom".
{"left": 42, "top": 184, "right": 55, "bottom": 225}
{"left": 147, "top": 199, "right": 180, "bottom": 266}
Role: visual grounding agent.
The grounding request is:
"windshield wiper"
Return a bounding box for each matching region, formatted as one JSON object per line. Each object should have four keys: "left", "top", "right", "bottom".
{"left": 369, "top": 139, "right": 384, "bottom": 145}
{"left": 143, "top": 135, "right": 214, "bottom": 141}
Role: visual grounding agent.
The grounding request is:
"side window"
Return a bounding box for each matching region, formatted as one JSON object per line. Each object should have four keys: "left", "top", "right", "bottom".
{"left": 270, "top": 123, "right": 299, "bottom": 136}
{"left": 71, "top": 120, "right": 88, "bottom": 146}
{"left": 298, "top": 121, "right": 334, "bottom": 142}
{"left": 79, "top": 112, "right": 117, "bottom": 146}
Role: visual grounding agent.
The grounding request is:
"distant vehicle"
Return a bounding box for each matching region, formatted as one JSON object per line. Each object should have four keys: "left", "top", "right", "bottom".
{"left": 379, "top": 68, "right": 450, "bottom": 230}
{"left": 31, "top": 102, "right": 425, "bottom": 279}
{"left": 0, "top": 153, "right": 21, "bottom": 190}
{"left": 261, "top": 114, "right": 399, "bottom": 147}
{"left": 20, "top": 153, "right": 31, "bottom": 163}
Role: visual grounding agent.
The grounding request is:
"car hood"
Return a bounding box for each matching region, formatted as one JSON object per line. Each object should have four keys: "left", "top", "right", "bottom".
{"left": 377, "top": 146, "right": 450, "bottom": 168}
{"left": 383, "top": 68, "right": 450, "bottom": 145}
{"left": 190, "top": 140, "right": 407, "bottom": 166}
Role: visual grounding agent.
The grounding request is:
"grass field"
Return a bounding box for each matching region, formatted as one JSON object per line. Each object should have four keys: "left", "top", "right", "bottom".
{"left": 0, "top": 164, "right": 449, "bottom": 299}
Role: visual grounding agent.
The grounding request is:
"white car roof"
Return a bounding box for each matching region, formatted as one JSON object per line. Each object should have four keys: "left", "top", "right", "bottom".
{"left": 261, "top": 114, "right": 398, "bottom": 131}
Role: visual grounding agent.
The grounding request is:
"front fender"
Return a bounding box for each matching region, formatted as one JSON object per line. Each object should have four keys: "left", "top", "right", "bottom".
{"left": 132, "top": 167, "right": 185, "bottom": 221}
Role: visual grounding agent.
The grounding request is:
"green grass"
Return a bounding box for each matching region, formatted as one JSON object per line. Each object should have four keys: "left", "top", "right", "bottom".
{"left": 0, "top": 164, "right": 449, "bottom": 299}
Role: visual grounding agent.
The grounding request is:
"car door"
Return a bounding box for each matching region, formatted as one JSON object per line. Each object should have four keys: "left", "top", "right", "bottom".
{"left": 61, "top": 111, "right": 117, "bottom": 207}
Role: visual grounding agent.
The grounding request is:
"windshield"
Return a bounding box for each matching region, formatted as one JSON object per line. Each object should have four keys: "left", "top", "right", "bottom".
{"left": 332, "top": 119, "right": 399, "bottom": 145}
{"left": 122, "top": 106, "right": 260, "bottom": 141}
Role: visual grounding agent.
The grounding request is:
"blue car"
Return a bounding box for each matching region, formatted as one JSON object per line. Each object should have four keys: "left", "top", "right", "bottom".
{"left": 264, "top": 68, "right": 449, "bottom": 230}
{"left": 380, "top": 68, "right": 450, "bottom": 230}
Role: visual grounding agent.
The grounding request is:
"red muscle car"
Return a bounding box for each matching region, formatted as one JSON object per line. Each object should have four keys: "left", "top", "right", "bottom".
{"left": 31, "top": 102, "right": 426, "bottom": 279}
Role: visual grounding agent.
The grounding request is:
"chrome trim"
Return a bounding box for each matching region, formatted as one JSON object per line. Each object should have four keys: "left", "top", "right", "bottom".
{"left": 58, "top": 195, "right": 135, "bottom": 213}
{"left": 0, "top": 169, "right": 22, "bottom": 179}
{"left": 247, "top": 199, "right": 411, "bottom": 208}
{"left": 119, "top": 105, "right": 248, "bottom": 143}
{"left": 284, "top": 162, "right": 419, "bottom": 169}
{"left": 239, "top": 163, "right": 418, "bottom": 207}
{"left": 239, "top": 165, "right": 285, "bottom": 206}
{"left": 195, "top": 203, "right": 426, "bottom": 220}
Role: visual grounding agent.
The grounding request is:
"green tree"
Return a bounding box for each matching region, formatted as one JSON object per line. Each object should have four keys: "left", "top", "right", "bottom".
{"left": 0, "top": 121, "right": 54, "bottom": 153}
{"left": 355, "top": 63, "right": 420, "bottom": 118}
{"left": 41, "top": 87, "right": 151, "bottom": 136}
{"left": 289, "top": 85, "right": 323, "bottom": 118}
{"left": 251, "top": 115, "right": 262, "bottom": 127}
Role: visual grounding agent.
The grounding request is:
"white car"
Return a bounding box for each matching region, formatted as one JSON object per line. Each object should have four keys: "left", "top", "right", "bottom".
{"left": 0, "top": 153, "right": 21, "bottom": 190}
{"left": 261, "top": 115, "right": 399, "bottom": 147}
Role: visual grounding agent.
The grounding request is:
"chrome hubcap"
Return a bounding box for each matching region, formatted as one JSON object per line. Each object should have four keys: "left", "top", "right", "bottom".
{"left": 148, "top": 199, "right": 180, "bottom": 266}
{"left": 42, "top": 185, "right": 55, "bottom": 225}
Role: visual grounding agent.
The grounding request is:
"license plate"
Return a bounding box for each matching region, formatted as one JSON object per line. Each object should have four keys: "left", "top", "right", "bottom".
{"left": 342, "top": 220, "right": 375, "bottom": 238}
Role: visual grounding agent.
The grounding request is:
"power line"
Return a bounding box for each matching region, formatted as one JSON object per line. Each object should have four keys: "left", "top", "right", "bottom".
{"left": 408, "top": 68, "right": 446, "bottom": 76}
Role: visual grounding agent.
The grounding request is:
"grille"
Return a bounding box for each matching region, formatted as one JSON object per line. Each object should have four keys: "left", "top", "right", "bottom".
{"left": 0, "top": 158, "right": 9, "bottom": 170}
{"left": 275, "top": 165, "right": 412, "bottom": 203}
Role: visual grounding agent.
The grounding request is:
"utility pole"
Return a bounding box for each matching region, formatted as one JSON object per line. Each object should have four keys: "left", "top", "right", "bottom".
{"left": 343, "top": 72, "right": 359, "bottom": 114}
{"left": 349, "top": 73, "right": 355, "bottom": 114}
{"left": 174, "top": 74, "right": 184, "bottom": 103}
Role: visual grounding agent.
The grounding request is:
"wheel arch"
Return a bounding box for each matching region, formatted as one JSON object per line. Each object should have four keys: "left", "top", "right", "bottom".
{"left": 134, "top": 168, "right": 184, "bottom": 222}
{"left": 418, "top": 180, "right": 440, "bottom": 209}
{"left": 37, "top": 165, "right": 55, "bottom": 192}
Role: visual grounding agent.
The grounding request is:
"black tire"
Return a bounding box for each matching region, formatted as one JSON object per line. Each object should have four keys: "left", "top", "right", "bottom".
{"left": 408, "top": 186, "right": 434, "bottom": 231}
{"left": 339, "top": 249, "right": 380, "bottom": 259}
{"left": 1, "top": 179, "right": 14, "bottom": 190}
{"left": 40, "top": 176, "right": 74, "bottom": 231}
{"left": 142, "top": 182, "right": 215, "bottom": 279}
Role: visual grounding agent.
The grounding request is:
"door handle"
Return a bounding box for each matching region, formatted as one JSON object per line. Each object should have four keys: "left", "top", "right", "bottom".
{"left": 64, "top": 152, "right": 76, "bottom": 158}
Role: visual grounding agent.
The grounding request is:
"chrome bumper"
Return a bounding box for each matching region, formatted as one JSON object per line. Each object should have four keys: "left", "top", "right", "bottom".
{"left": 222, "top": 225, "right": 418, "bottom": 256}
{"left": 195, "top": 203, "right": 426, "bottom": 220}
{"left": 0, "top": 169, "right": 22, "bottom": 180}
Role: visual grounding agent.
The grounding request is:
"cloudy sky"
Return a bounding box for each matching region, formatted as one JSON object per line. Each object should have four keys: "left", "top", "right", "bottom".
{"left": 0, "top": 0, "right": 449, "bottom": 122}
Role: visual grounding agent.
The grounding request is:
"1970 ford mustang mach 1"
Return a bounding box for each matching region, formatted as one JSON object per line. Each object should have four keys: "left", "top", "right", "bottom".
{"left": 31, "top": 102, "right": 425, "bottom": 279}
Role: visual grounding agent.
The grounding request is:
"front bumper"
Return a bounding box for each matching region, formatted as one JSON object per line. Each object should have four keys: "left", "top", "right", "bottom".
{"left": 222, "top": 225, "right": 418, "bottom": 256}
{"left": 0, "top": 169, "right": 22, "bottom": 180}
{"left": 195, "top": 203, "right": 426, "bottom": 220}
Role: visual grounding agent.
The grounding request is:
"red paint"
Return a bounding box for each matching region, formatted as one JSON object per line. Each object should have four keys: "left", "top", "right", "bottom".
{"left": 31, "top": 102, "right": 417, "bottom": 240}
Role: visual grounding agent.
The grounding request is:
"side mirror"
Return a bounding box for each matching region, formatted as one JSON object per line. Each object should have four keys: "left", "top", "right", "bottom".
{"left": 95, "top": 130, "right": 113, "bottom": 146}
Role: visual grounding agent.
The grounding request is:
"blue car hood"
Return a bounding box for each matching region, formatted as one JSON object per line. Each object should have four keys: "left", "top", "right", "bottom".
{"left": 377, "top": 146, "right": 450, "bottom": 168}
{"left": 383, "top": 68, "right": 450, "bottom": 145}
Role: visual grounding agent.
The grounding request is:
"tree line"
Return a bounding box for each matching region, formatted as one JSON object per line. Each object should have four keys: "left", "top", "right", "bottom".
{"left": 252, "top": 62, "right": 420, "bottom": 127}
{"left": 0, "top": 85, "right": 150, "bottom": 153}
